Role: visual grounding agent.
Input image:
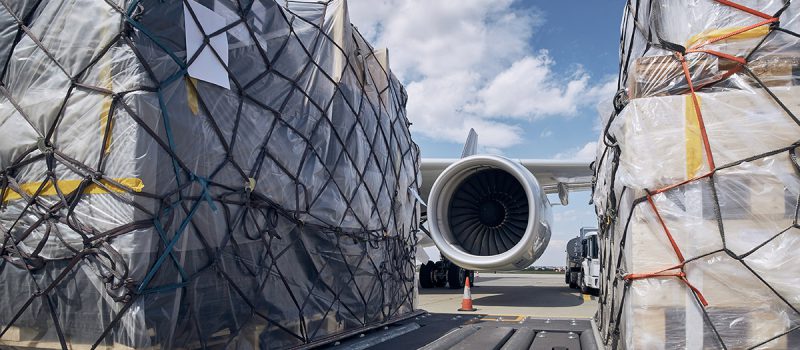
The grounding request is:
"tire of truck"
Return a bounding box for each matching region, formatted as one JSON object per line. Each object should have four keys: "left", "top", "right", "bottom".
{"left": 569, "top": 273, "right": 579, "bottom": 289}
{"left": 419, "top": 261, "right": 433, "bottom": 288}
{"left": 579, "top": 271, "right": 588, "bottom": 295}
{"left": 448, "top": 264, "right": 465, "bottom": 289}
{"left": 565, "top": 272, "right": 570, "bottom": 285}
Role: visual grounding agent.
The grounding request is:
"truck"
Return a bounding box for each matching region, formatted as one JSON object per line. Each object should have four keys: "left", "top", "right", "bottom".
{"left": 565, "top": 227, "right": 599, "bottom": 295}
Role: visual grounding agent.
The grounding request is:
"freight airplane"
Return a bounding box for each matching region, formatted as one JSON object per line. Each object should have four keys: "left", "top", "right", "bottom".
{"left": 416, "top": 129, "right": 594, "bottom": 289}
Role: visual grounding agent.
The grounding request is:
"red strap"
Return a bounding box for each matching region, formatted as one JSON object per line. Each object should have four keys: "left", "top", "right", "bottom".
{"left": 677, "top": 53, "right": 717, "bottom": 171}
{"left": 652, "top": 172, "right": 712, "bottom": 196}
{"left": 681, "top": 275, "right": 710, "bottom": 306}
{"left": 625, "top": 0, "right": 776, "bottom": 311}
{"left": 624, "top": 264, "right": 684, "bottom": 280}
{"left": 646, "top": 194, "right": 685, "bottom": 262}
{"left": 685, "top": 49, "right": 747, "bottom": 65}
{"left": 715, "top": 0, "right": 775, "bottom": 20}
{"left": 624, "top": 264, "right": 710, "bottom": 307}
{"left": 690, "top": 18, "right": 779, "bottom": 50}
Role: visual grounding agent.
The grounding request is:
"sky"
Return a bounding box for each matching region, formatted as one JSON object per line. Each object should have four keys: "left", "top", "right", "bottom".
{"left": 348, "top": 1, "right": 625, "bottom": 266}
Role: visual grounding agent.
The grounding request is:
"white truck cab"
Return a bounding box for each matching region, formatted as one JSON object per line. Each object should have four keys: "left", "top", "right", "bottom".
{"left": 566, "top": 227, "right": 600, "bottom": 294}
{"left": 579, "top": 231, "right": 600, "bottom": 293}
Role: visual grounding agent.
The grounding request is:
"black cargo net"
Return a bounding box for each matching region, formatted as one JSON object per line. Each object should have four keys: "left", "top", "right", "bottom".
{"left": 0, "top": 0, "right": 420, "bottom": 349}
{"left": 594, "top": 0, "right": 800, "bottom": 349}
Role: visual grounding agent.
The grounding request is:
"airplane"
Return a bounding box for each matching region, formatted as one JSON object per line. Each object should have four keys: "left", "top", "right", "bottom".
{"left": 415, "top": 129, "right": 594, "bottom": 289}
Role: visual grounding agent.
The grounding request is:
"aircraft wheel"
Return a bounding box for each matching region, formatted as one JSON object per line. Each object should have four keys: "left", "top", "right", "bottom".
{"left": 448, "top": 264, "right": 465, "bottom": 289}
{"left": 419, "top": 261, "right": 433, "bottom": 288}
{"left": 469, "top": 270, "right": 476, "bottom": 287}
{"left": 433, "top": 262, "right": 448, "bottom": 287}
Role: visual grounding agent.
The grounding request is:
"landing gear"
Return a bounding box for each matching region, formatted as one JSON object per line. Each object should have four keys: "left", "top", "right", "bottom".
{"left": 469, "top": 270, "right": 476, "bottom": 287}
{"left": 434, "top": 265, "right": 448, "bottom": 288}
{"left": 447, "top": 263, "right": 465, "bottom": 289}
{"left": 418, "top": 258, "right": 474, "bottom": 289}
{"left": 420, "top": 261, "right": 434, "bottom": 288}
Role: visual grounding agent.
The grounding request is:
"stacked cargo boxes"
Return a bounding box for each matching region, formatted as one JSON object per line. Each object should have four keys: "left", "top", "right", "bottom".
{"left": 594, "top": 1, "right": 800, "bottom": 349}
{"left": 0, "top": 0, "right": 420, "bottom": 348}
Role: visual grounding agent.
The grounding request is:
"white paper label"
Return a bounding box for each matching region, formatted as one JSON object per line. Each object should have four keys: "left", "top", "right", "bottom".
{"left": 184, "top": 0, "right": 230, "bottom": 89}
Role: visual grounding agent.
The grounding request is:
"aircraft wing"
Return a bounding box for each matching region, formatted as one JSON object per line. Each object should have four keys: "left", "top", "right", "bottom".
{"left": 419, "top": 158, "right": 593, "bottom": 206}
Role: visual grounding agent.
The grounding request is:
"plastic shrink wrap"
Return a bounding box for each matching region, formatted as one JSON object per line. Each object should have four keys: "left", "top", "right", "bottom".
{"left": 0, "top": 0, "right": 420, "bottom": 349}
{"left": 593, "top": 1, "right": 800, "bottom": 349}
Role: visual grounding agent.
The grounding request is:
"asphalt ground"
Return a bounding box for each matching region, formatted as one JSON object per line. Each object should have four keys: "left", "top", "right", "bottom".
{"left": 418, "top": 272, "right": 598, "bottom": 318}
{"left": 324, "top": 273, "right": 600, "bottom": 349}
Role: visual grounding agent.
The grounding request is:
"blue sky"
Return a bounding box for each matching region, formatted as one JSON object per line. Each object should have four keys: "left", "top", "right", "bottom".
{"left": 349, "top": 1, "right": 624, "bottom": 265}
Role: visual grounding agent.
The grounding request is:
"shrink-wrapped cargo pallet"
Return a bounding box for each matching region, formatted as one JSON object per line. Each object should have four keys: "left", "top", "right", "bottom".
{"left": 0, "top": 0, "right": 420, "bottom": 349}
{"left": 594, "top": 1, "right": 800, "bottom": 349}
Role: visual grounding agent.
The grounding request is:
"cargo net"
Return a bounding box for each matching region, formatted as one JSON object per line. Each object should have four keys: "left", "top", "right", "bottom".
{"left": 0, "top": 0, "right": 420, "bottom": 349}
{"left": 593, "top": 0, "right": 800, "bottom": 349}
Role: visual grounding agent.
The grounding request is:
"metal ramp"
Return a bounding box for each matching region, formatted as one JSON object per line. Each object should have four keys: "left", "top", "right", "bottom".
{"left": 421, "top": 316, "right": 599, "bottom": 350}
{"left": 324, "top": 314, "right": 601, "bottom": 350}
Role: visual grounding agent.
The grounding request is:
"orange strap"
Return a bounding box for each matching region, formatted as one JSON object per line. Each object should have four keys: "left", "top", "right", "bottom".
{"left": 625, "top": 264, "right": 684, "bottom": 280}
{"left": 689, "top": 18, "right": 778, "bottom": 50}
{"left": 677, "top": 52, "right": 717, "bottom": 171}
{"left": 646, "top": 194, "right": 685, "bottom": 262}
{"left": 651, "top": 172, "right": 712, "bottom": 196}
{"left": 685, "top": 48, "right": 747, "bottom": 65}
{"left": 625, "top": 264, "right": 710, "bottom": 306}
{"left": 681, "top": 275, "right": 710, "bottom": 306}
{"left": 626, "top": 0, "right": 778, "bottom": 310}
{"left": 715, "top": 0, "right": 775, "bottom": 20}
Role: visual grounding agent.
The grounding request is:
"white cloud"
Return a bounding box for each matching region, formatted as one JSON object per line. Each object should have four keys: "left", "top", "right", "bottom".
{"left": 553, "top": 209, "right": 578, "bottom": 222}
{"left": 348, "top": 0, "right": 611, "bottom": 150}
{"left": 554, "top": 141, "right": 598, "bottom": 161}
{"left": 593, "top": 78, "right": 618, "bottom": 132}
{"left": 538, "top": 191, "right": 598, "bottom": 266}
{"left": 467, "top": 54, "right": 591, "bottom": 119}
{"left": 539, "top": 129, "right": 553, "bottom": 138}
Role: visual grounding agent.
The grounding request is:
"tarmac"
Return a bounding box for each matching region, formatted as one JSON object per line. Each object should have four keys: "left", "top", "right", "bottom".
{"left": 418, "top": 272, "right": 598, "bottom": 319}
{"left": 322, "top": 273, "right": 601, "bottom": 349}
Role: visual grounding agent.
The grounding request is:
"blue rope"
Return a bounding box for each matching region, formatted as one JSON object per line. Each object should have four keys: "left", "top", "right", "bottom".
{"left": 138, "top": 72, "right": 222, "bottom": 295}
{"left": 124, "top": 0, "right": 223, "bottom": 296}
{"left": 156, "top": 90, "right": 186, "bottom": 188}
{"left": 151, "top": 216, "right": 189, "bottom": 281}
{"left": 138, "top": 182, "right": 213, "bottom": 294}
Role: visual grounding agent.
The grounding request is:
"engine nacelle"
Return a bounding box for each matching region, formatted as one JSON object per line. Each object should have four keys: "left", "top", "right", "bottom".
{"left": 428, "top": 155, "right": 551, "bottom": 271}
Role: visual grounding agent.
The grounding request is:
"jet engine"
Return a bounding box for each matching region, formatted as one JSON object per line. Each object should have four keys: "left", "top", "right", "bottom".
{"left": 427, "top": 155, "right": 552, "bottom": 271}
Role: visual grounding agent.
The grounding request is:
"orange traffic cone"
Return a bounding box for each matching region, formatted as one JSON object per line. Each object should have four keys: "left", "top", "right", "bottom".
{"left": 458, "top": 277, "right": 477, "bottom": 311}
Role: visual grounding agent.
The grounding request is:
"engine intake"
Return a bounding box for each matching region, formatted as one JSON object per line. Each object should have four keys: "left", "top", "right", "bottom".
{"left": 449, "top": 169, "right": 528, "bottom": 256}
{"left": 428, "top": 155, "right": 551, "bottom": 271}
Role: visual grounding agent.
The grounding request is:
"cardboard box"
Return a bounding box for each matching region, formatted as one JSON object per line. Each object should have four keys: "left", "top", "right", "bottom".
{"left": 629, "top": 54, "right": 800, "bottom": 99}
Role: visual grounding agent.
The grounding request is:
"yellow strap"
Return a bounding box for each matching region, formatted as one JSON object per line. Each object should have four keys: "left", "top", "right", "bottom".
{"left": 686, "top": 25, "right": 769, "bottom": 48}
{"left": 2, "top": 178, "right": 144, "bottom": 203}
{"left": 685, "top": 95, "right": 703, "bottom": 179}
{"left": 186, "top": 77, "right": 200, "bottom": 115}
{"left": 99, "top": 61, "right": 114, "bottom": 154}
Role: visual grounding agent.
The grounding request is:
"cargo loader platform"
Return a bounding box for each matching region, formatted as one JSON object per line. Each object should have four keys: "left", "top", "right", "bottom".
{"left": 324, "top": 313, "right": 602, "bottom": 350}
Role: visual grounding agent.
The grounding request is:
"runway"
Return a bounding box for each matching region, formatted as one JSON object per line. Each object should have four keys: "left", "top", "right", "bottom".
{"left": 419, "top": 272, "right": 598, "bottom": 318}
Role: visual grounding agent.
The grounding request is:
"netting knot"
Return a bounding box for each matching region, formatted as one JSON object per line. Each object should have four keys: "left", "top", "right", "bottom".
{"left": 37, "top": 137, "right": 53, "bottom": 154}
{"left": 245, "top": 177, "right": 256, "bottom": 193}
{"left": 613, "top": 89, "right": 628, "bottom": 113}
